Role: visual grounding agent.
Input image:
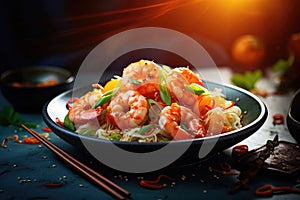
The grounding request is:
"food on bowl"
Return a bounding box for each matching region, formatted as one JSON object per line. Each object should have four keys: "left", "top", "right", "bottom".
{"left": 59, "top": 60, "right": 243, "bottom": 142}
{"left": 11, "top": 78, "right": 58, "bottom": 87}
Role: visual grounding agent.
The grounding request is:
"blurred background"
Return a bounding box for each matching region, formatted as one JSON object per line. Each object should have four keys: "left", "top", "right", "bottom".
{"left": 1, "top": 0, "right": 300, "bottom": 76}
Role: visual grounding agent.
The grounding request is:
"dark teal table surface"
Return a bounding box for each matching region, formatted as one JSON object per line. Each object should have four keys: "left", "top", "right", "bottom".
{"left": 1, "top": 69, "right": 300, "bottom": 200}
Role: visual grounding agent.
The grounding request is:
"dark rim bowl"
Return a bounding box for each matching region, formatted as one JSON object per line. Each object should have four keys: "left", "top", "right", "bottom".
{"left": 0, "top": 66, "right": 74, "bottom": 112}
{"left": 287, "top": 88, "right": 300, "bottom": 143}
{"left": 42, "top": 81, "right": 268, "bottom": 170}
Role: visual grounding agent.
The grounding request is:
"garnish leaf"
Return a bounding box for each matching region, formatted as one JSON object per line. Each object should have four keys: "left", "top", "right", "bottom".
{"left": 81, "top": 129, "right": 95, "bottom": 136}
{"left": 271, "top": 53, "right": 294, "bottom": 72}
{"left": 159, "top": 69, "right": 171, "bottom": 106}
{"left": 159, "top": 84, "right": 171, "bottom": 106}
{"left": 185, "top": 83, "right": 209, "bottom": 95}
{"left": 0, "top": 106, "right": 38, "bottom": 128}
{"left": 92, "top": 87, "right": 120, "bottom": 108}
{"left": 137, "top": 124, "right": 153, "bottom": 135}
{"left": 129, "top": 78, "right": 141, "bottom": 85}
{"left": 161, "top": 64, "right": 171, "bottom": 73}
{"left": 63, "top": 114, "right": 75, "bottom": 131}
{"left": 148, "top": 99, "right": 163, "bottom": 121}
{"left": 108, "top": 133, "right": 122, "bottom": 141}
{"left": 231, "top": 70, "right": 262, "bottom": 90}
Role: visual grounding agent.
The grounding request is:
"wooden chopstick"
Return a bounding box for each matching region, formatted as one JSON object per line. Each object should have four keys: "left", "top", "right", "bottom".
{"left": 21, "top": 124, "right": 131, "bottom": 200}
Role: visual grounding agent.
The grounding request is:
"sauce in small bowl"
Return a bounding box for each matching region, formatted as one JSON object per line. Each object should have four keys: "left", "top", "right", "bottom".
{"left": 0, "top": 66, "right": 74, "bottom": 113}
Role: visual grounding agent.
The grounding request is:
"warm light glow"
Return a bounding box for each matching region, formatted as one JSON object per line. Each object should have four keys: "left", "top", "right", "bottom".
{"left": 55, "top": 0, "right": 204, "bottom": 49}
{"left": 218, "top": 0, "right": 261, "bottom": 10}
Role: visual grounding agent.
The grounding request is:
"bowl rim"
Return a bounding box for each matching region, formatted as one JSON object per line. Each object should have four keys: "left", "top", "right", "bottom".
{"left": 0, "top": 65, "right": 74, "bottom": 88}
{"left": 42, "top": 81, "right": 268, "bottom": 147}
{"left": 287, "top": 88, "right": 300, "bottom": 126}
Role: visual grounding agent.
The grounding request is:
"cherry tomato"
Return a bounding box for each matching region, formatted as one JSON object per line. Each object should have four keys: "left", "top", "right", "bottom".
{"left": 231, "top": 35, "right": 265, "bottom": 70}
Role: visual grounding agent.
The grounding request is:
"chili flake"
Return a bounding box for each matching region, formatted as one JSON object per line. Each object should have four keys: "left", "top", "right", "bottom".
{"left": 232, "top": 144, "right": 249, "bottom": 157}
{"left": 23, "top": 137, "right": 40, "bottom": 144}
{"left": 273, "top": 114, "right": 284, "bottom": 125}
{"left": 42, "top": 127, "right": 52, "bottom": 132}
{"left": 139, "top": 174, "right": 174, "bottom": 190}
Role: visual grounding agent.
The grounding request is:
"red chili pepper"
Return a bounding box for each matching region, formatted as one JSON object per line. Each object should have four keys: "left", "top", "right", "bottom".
{"left": 272, "top": 114, "right": 284, "bottom": 125}
{"left": 1, "top": 136, "right": 12, "bottom": 148}
{"left": 139, "top": 175, "right": 173, "bottom": 189}
{"left": 66, "top": 98, "right": 79, "bottom": 110}
{"left": 44, "top": 183, "right": 62, "bottom": 187}
{"left": 255, "top": 184, "right": 300, "bottom": 196}
{"left": 23, "top": 137, "right": 40, "bottom": 144}
{"left": 224, "top": 101, "right": 235, "bottom": 110}
{"left": 42, "top": 127, "right": 52, "bottom": 132}
{"left": 232, "top": 144, "right": 248, "bottom": 157}
{"left": 55, "top": 117, "right": 64, "bottom": 127}
{"left": 13, "top": 134, "right": 22, "bottom": 143}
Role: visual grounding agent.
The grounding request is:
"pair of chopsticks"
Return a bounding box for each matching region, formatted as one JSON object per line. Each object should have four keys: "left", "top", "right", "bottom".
{"left": 21, "top": 124, "right": 131, "bottom": 200}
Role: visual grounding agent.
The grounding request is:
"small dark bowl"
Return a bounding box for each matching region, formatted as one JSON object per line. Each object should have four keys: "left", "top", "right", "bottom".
{"left": 0, "top": 66, "right": 74, "bottom": 113}
{"left": 287, "top": 88, "right": 300, "bottom": 143}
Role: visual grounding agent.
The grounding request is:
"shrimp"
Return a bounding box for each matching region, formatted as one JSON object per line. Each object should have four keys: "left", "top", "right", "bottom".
{"left": 122, "top": 59, "right": 161, "bottom": 99}
{"left": 68, "top": 88, "right": 105, "bottom": 125}
{"left": 159, "top": 103, "right": 206, "bottom": 140}
{"left": 166, "top": 67, "right": 205, "bottom": 108}
{"left": 107, "top": 90, "right": 148, "bottom": 130}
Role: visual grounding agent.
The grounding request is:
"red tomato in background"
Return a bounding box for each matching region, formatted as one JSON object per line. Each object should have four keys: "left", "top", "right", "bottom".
{"left": 288, "top": 33, "right": 300, "bottom": 61}
{"left": 231, "top": 34, "right": 266, "bottom": 70}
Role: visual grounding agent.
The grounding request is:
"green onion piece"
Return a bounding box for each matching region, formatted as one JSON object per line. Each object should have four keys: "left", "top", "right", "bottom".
{"left": 101, "top": 109, "right": 107, "bottom": 121}
{"left": 180, "top": 123, "right": 189, "bottom": 133}
{"left": 0, "top": 106, "right": 38, "bottom": 128}
{"left": 231, "top": 70, "right": 262, "bottom": 90}
{"left": 161, "top": 64, "right": 171, "bottom": 73}
{"left": 185, "top": 83, "right": 209, "bottom": 95}
{"left": 129, "top": 78, "right": 141, "bottom": 85}
{"left": 148, "top": 99, "right": 163, "bottom": 121}
{"left": 109, "top": 133, "right": 122, "bottom": 141}
{"left": 92, "top": 87, "right": 120, "bottom": 108}
{"left": 159, "top": 69, "right": 171, "bottom": 106}
{"left": 16, "top": 120, "right": 39, "bottom": 128}
{"left": 137, "top": 124, "right": 153, "bottom": 135}
{"left": 159, "top": 84, "right": 171, "bottom": 106}
{"left": 63, "top": 114, "right": 75, "bottom": 131}
{"left": 148, "top": 99, "right": 163, "bottom": 111}
{"left": 81, "top": 130, "right": 95, "bottom": 136}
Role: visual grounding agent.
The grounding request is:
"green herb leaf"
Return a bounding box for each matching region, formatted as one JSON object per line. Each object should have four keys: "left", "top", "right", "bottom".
{"left": 108, "top": 133, "right": 122, "bottom": 141}
{"left": 159, "top": 84, "right": 171, "bottom": 106}
{"left": 82, "top": 129, "right": 95, "bottom": 136}
{"left": 184, "top": 83, "right": 209, "bottom": 95}
{"left": 147, "top": 99, "right": 163, "bottom": 121}
{"left": 0, "top": 106, "right": 38, "bottom": 127}
{"left": 161, "top": 64, "right": 171, "bottom": 73}
{"left": 92, "top": 87, "right": 120, "bottom": 108}
{"left": 231, "top": 70, "right": 262, "bottom": 90}
{"left": 180, "top": 123, "right": 189, "bottom": 133}
{"left": 137, "top": 124, "right": 153, "bottom": 135}
{"left": 272, "top": 53, "right": 295, "bottom": 72}
{"left": 63, "top": 114, "right": 75, "bottom": 131}
{"left": 159, "top": 69, "right": 171, "bottom": 106}
{"left": 129, "top": 78, "right": 141, "bottom": 85}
